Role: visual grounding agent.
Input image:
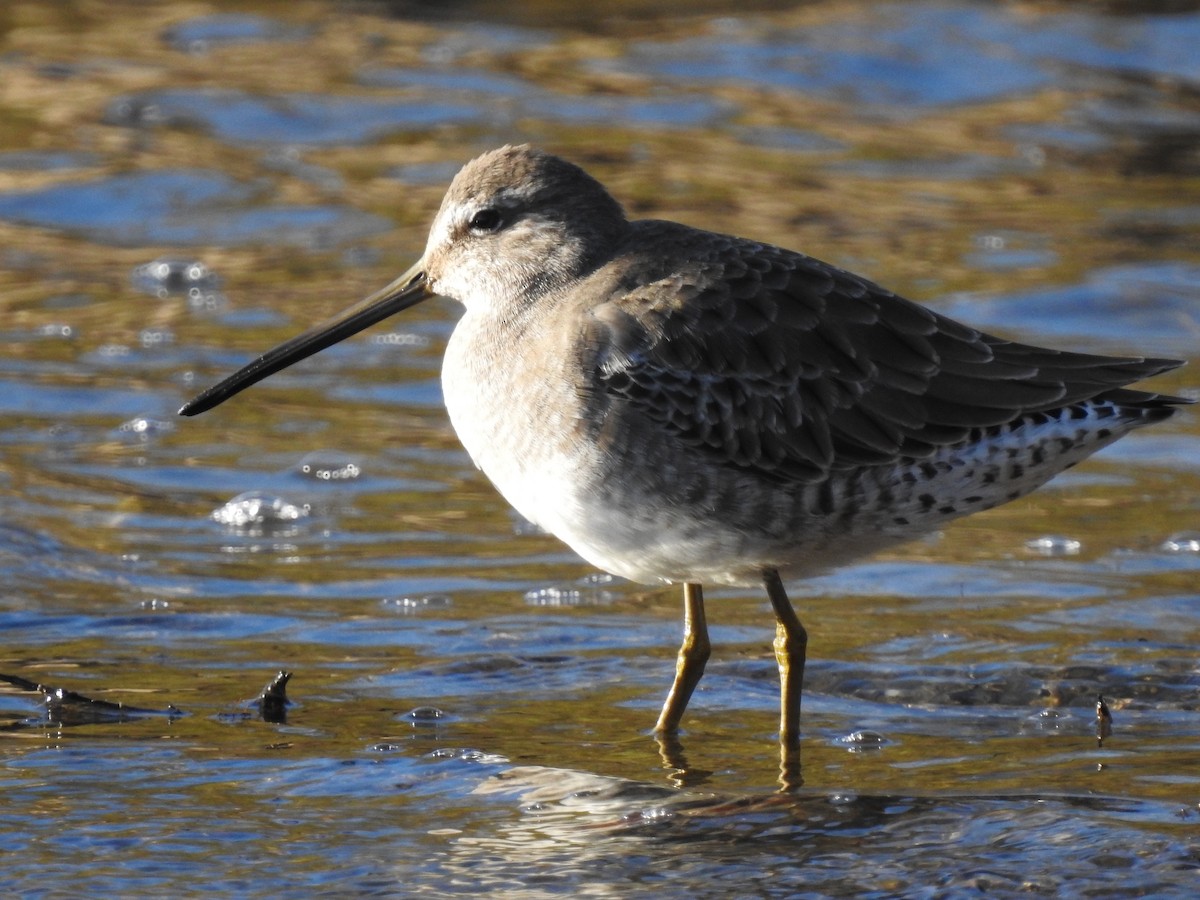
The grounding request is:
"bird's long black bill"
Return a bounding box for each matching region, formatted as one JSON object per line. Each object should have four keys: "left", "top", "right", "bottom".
{"left": 179, "top": 265, "right": 432, "bottom": 417}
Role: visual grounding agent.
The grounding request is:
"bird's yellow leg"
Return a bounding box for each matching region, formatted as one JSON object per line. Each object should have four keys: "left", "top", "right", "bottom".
{"left": 654, "top": 582, "right": 710, "bottom": 733}
{"left": 763, "top": 569, "right": 807, "bottom": 752}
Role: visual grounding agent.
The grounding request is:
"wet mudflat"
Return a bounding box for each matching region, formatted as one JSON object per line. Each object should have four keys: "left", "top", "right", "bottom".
{"left": 1, "top": 1, "right": 1198, "bottom": 896}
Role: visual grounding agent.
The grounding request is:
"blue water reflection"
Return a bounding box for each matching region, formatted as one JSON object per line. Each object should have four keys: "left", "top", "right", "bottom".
{"left": 0, "top": 0, "right": 1197, "bottom": 897}
{"left": 0, "top": 170, "right": 389, "bottom": 246}
{"left": 609, "top": 4, "right": 1200, "bottom": 108}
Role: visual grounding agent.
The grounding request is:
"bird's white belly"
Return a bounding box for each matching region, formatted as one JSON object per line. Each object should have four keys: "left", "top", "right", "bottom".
{"left": 442, "top": 322, "right": 758, "bottom": 585}
{"left": 482, "top": 447, "right": 757, "bottom": 586}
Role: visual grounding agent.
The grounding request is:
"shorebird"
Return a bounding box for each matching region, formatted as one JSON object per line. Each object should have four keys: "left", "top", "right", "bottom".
{"left": 181, "top": 144, "right": 1188, "bottom": 753}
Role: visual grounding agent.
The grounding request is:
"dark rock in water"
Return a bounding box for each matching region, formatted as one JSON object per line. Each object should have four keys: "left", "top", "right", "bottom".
{"left": 256, "top": 670, "right": 292, "bottom": 724}
{"left": 0, "top": 672, "right": 182, "bottom": 726}
{"left": 1096, "top": 693, "right": 1113, "bottom": 746}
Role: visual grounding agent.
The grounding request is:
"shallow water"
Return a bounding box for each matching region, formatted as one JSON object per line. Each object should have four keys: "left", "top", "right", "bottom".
{"left": 1, "top": 1, "right": 1199, "bottom": 896}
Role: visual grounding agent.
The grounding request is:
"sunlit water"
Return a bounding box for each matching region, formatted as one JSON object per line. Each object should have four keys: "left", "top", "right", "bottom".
{"left": 2, "top": 1, "right": 1199, "bottom": 896}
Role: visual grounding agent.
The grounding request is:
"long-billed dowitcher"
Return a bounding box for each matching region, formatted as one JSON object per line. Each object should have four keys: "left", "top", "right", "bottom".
{"left": 181, "top": 144, "right": 1188, "bottom": 751}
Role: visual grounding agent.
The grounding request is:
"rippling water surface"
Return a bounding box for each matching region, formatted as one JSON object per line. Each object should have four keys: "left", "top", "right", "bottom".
{"left": 2, "top": 1, "right": 1199, "bottom": 896}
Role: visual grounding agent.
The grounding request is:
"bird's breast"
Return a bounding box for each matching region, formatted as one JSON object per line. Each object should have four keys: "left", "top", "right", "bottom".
{"left": 441, "top": 310, "right": 597, "bottom": 533}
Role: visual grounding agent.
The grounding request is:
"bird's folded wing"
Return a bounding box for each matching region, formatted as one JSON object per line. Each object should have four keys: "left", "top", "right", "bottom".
{"left": 591, "top": 239, "right": 1182, "bottom": 484}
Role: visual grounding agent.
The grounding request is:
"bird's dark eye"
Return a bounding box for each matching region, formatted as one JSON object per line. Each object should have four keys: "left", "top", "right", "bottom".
{"left": 468, "top": 208, "right": 503, "bottom": 234}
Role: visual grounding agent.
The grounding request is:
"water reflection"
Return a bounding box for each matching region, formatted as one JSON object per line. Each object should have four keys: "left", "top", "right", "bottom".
{"left": 0, "top": 170, "right": 390, "bottom": 247}
{"left": 0, "top": 0, "right": 1197, "bottom": 895}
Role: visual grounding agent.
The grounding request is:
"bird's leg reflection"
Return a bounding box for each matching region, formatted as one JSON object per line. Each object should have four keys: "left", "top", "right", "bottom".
{"left": 654, "top": 582, "right": 710, "bottom": 734}
{"left": 654, "top": 730, "right": 714, "bottom": 789}
{"left": 654, "top": 716, "right": 804, "bottom": 792}
{"left": 778, "top": 739, "right": 803, "bottom": 791}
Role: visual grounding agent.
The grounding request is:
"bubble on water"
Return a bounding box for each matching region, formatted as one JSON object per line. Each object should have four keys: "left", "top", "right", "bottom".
{"left": 524, "top": 582, "right": 616, "bottom": 606}
{"left": 139, "top": 328, "right": 175, "bottom": 348}
{"left": 104, "top": 96, "right": 167, "bottom": 127}
{"left": 1161, "top": 531, "right": 1200, "bottom": 553}
{"left": 131, "top": 257, "right": 221, "bottom": 298}
{"left": 579, "top": 572, "right": 616, "bottom": 586}
{"left": 405, "top": 706, "right": 446, "bottom": 722}
{"left": 369, "top": 742, "right": 404, "bottom": 752}
{"left": 626, "top": 806, "right": 674, "bottom": 824}
{"left": 139, "top": 598, "right": 170, "bottom": 609}
{"left": 382, "top": 594, "right": 452, "bottom": 614}
{"left": 838, "top": 730, "right": 888, "bottom": 751}
{"left": 116, "top": 416, "right": 175, "bottom": 441}
{"left": 211, "top": 491, "right": 309, "bottom": 528}
{"left": 33, "top": 323, "right": 74, "bottom": 339}
{"left": 295, "top": 451, "right": 363, "bottom": 482}
{"left": 424, "top": 748, "right": 507, "bottom": 765}
{"left": 186, "top": 289, "right": 228, "bottom": 313}
{"left": 368, "top": 331, "right": 432, "bottom": 348}
{"left": 524, "top": 572, "right": 620, "bottom": 606}
{"left": 1025, "top": 535, "right": 1081, "bottom": 556}
{"left": 1023, "top": 707, "right": 1074, "bottom": 733}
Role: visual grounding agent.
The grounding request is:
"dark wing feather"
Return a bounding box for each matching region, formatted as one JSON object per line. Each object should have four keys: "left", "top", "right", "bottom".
{"left": 591, "top": 225, "right": 1185, "bottom": 483}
